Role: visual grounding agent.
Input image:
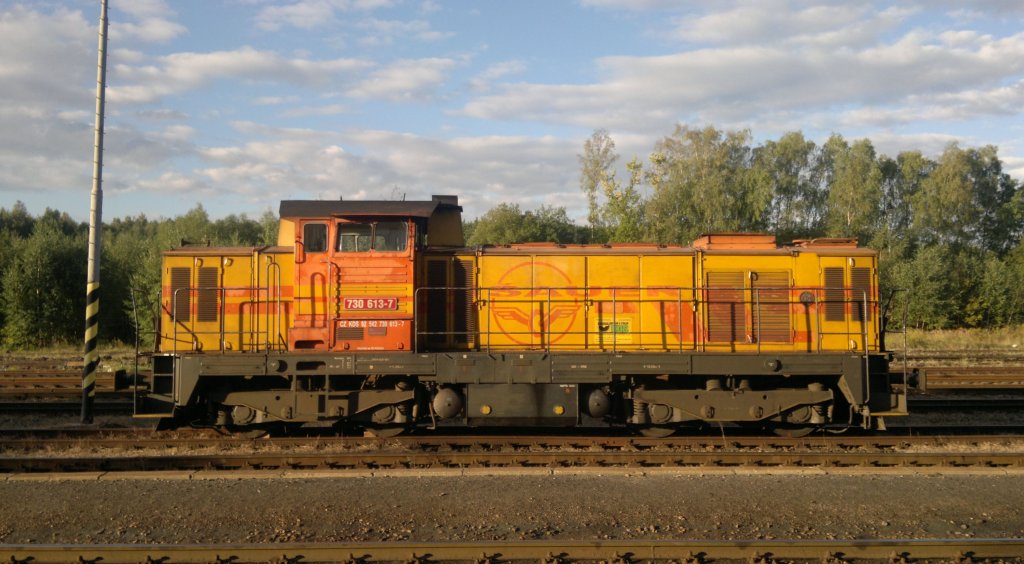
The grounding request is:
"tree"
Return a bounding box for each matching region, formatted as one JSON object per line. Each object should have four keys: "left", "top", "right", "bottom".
{"left": 601, "top": 157, "right": 645, "bottom": 243}
{"left": 751, "top": 131, "right": 825, "bottom": 241}
{"left": 912, "top": 143, "right": 979, "bottom": 250}
{"left": 1, "top": 221, "right": 87, "bottom": 347}
{"left": 888, "top": 244, "right": 955, "bottom": 329}
{"left": 645, "top": 125, "right": 768, "bottom": 244}
{"left": 822, "top": 135, "right": 882, "bottom": 242}
{"left": 466, "top": 203, "right": 587, "bottom": 245}
{"left": 962, "top": 252, "right": 1021, "bottom": 327}
{"left": 0, "top": 201, "right": 34, "bottom": 238}
{"left": 578, "top": 129, "right": 618, "bottom": 234}
{"left": 911, "top": 143, "right": 1020, "bottom": 253}
{"left": 259, "top": 209, "right": 279, "bottom": 246}
{"left": 874, "top": 151, "right": 930, "bottom": 256}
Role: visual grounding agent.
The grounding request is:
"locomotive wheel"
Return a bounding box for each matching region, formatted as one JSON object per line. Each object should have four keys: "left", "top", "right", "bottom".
{"left": 637, "top": 425, "right": 676, "bottom": 438}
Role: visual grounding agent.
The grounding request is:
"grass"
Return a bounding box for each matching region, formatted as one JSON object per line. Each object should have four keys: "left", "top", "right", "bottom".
{"left": 0, "top": 343, "right": 138, "bottom": 371}
{"left": 903, "top": 325, "right": 1024, "bottom": 351}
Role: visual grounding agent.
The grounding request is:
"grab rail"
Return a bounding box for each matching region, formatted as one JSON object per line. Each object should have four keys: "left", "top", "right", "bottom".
{"left": 412, "top": 285, "right": 879, "bottom": 354}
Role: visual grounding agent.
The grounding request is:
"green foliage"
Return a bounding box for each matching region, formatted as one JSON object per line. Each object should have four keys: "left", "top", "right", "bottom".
{"left": 911, "top": 143, "right": 1019, "bottom": 254}
{"left": 1, "top": 221, "right": 88, "bottom": 348}
{"left": 752, "top": 131, "right": 824, "bottom": 241}
{"left": 888, "top": 245, "right": 955, "bottom": 329}
{"left": 823, "top": 136, "right": 883, "bottom": 242}
{"left": 0, "top": 203, "right": 277, "bottom": 349}
{"left": 578, "top": 129, "right": 618, "bottom": 231}
{"left": 645, "top": 125, "right": 769, "bottom": 244}
{"left": 259, "top": 209, "right": 280, "bottom": 246}
{"left": 0, "top": 201, "right": 35, "bottom": 238}
{"left": 465, "top": 203, "right": 588, "bottom": 245}
{"left": 577, "top": 131, "right": 647, "bottom": 243}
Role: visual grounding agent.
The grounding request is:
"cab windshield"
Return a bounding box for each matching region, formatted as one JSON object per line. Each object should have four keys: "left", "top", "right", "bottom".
{"left": 336, "top": 221, "right": 407, "bottom": 253}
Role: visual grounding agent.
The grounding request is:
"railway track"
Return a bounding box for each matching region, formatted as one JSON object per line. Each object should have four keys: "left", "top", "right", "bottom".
{"left": 2, "top": 430, "right": 1024, "bottom": 473}
{"left": 915, "top": 366, "right": 1024, "bottom": 390}
{"left": 895, "top": 349, "right": 1024, "bottom": 363}
{"left": 4, "top": 538, "right": 1024, "bottom": 563}
{"left": 1, "top": 426, "right": 1022, "bottom": 449}
{"left": 0, "top": 399, "right": 134, "bottom": 414}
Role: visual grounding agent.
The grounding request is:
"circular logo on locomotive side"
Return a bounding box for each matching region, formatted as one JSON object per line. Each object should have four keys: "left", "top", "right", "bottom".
{"left": 489, "top": 261, "right": 584, "bottom": 346}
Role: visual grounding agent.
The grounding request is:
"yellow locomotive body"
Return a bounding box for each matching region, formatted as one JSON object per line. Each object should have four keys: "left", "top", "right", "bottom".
{"left": 142, "top": 196, "right": 904, "bottom": 436}
{"left": 418, "top": 234, "right": 879, "bottom": 354}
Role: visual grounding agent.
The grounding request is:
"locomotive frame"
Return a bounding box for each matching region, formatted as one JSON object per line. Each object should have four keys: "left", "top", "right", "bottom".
{"left": 135, "top": 196, "right": 907, "bottom": 436}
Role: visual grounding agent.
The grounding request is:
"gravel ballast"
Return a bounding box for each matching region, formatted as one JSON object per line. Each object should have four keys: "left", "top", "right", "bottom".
{"left": 0, "top": 472, "right": 1021, "bottom": 544}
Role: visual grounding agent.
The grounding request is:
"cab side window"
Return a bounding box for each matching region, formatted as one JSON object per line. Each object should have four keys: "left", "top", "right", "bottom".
{"left": 303, "top": 223, "right": 327, "bottom": 253}
{"left": 337, "top": 224, "right": 373, "bottom": 252}
{"left": 335, "top": 221, "right": 408, "bottom": 253}
{"left": 375, "top": 221, "right": 407, "bottom": 252}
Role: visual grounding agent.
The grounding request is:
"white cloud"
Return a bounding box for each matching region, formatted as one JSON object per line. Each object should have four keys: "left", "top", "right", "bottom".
{"left": 108, "top": 47, "right": 373, "bottom": 104}
{"left": 469, "top": 60, "right": 527, "bottom": 92}
{"left": 254, "top": 0, "right": 398, "bottom": 31}
{"left": 253, "top": 95, "right": 302, "bottom": 106}
{"left": 578, "top": 0, "right": 681, "bottom": 10}
{"left": 280, "top": 103, "right": 350, "bottom": 117}
{"left": 357, "top": 18, "right": 453, "bottom": 46}
{"left": 460, "top": 29, "right": 1024, "bottom": 134}
{"left": 0, "top": 6, "right": 93, "bottom": 108}
{"left": 135, "top": 171, "right": 212, "bottom": 196}
{"left": 156, "top": 124, "right": 587, "bottom": 218}
{"left": 347, "top": 58, "right": 457, "bottom": 102}
{"left": 110, "top": 0, "right": 187, "bottom": 43}
{"left": 672, "top": 3, "right": 910, "bottom": 48}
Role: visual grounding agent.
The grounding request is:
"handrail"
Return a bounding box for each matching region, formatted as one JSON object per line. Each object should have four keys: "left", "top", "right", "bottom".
{"left": 170, "top": 286, "right": 276, "bottom": 354}
{"left": 265, "top": 259, "right": 283, "bottom": 351}
{"left": 412, "top": 284, "right": 880, "bottom": 353}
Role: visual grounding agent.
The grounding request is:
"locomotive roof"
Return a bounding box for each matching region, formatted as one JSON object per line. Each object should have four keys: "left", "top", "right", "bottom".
{"left": 279, "top": 196, "right": 461, "bottom": 219}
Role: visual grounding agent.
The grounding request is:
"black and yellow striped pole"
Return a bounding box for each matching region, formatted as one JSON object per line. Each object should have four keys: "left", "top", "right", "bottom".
{"left": 82, "top": 0, "right": 109, "bottom": 424}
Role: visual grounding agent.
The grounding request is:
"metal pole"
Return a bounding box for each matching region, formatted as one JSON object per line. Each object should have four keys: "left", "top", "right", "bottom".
{"left": 81, "top": 0, "right": 108, "bottom": 424}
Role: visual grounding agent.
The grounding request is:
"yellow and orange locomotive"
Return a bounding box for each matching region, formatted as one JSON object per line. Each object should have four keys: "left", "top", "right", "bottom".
{"left": 138, "top": 196, "right": 906, "bottom": 436}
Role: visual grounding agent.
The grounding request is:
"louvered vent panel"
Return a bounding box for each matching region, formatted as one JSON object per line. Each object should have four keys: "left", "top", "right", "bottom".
{"left": 336, "top": 326, "right": 365, "bottom": 341}
{"left": 197, "top": 267, "right": 219, "bottom": 322}
{"left": 453, "top": 258, "right": 476, "bottom": 346}
{"left": 752, "top": 271, "right": 791, "bottom": 343}
{"left": 707, "top": 271, "right": 746, "bottom": 343}
{"left": 425, "top": 259, "right": 448, "bottom": 346}
{"left": 851, "top": 267, "right": 872, "bottom": 321}
{"left": 170, "top": 267, "right": 190, "bottom": 322}
{"left": 824, "top": 267, "right": 845, "bottom": 322}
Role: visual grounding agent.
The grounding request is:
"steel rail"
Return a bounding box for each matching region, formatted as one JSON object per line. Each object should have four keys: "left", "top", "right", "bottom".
{"left": 3, "top": 448, "right": 1024, "bottom": 473}
{"left": 0, "top": 399, "right": 133, "bottom": 414}
{"left": 907, "top": 397, "right": 1024, "bottom": 409}
{"left": 3, "top": 538, "right": 1024, "bottom": 563}
{"left": 2, "top": 431, "right": 1024, "bottom": 453}
{"left": 6, "top": 429, "right": 1024, "bottom": 452}
{"left": 918, "top": 366, "right": 1024, "bottom": 390}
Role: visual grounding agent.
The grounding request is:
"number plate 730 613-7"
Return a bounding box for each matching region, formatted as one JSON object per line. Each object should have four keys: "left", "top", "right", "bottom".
{"left": 344, "top": 297, "right": 398, "bottom": 310}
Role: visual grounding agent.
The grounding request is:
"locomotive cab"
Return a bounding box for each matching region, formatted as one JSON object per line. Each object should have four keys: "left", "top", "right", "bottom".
{"left": 281, "top": 197, "right": 463, "bottom": 352}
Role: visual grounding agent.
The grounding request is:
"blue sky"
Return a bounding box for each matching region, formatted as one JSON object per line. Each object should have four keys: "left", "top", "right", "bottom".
{"left": 3, "top": 0, "right": 1024, "bottom": 222}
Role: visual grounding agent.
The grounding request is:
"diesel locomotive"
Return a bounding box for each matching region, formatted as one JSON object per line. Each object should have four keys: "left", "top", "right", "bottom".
{"left": 135, "top": 195, "right": 907, "bottom": 436}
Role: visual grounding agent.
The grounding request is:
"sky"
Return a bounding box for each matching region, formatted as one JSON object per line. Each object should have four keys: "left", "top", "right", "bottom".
{"left": 3, "top": 0, "right": 1024, "bottom": 223}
